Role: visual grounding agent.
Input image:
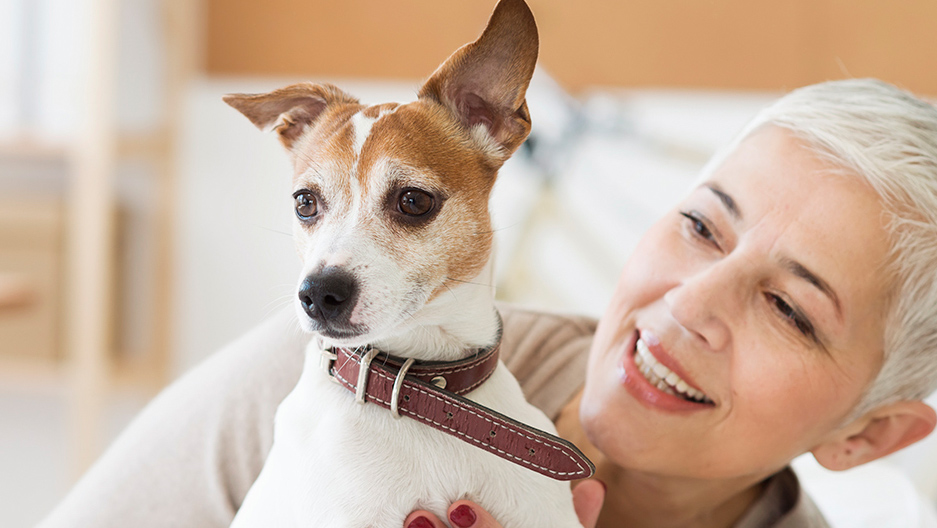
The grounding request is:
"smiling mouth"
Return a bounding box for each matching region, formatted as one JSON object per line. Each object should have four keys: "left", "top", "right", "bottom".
{"left": 633, "top": 337, "right": 713, "bottom": 404}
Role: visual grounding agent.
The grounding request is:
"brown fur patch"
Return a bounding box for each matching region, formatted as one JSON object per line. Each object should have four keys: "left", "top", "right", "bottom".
{"left": 354, "top": 101, "right": 498, "bottom": 299}
{"left": 291, "top": 104, "right": 364, "bottom": 188}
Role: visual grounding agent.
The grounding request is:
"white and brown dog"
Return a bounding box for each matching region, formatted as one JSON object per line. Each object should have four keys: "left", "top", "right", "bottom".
{"left": 224, "top": 1, "right": 590, "bottom": 526}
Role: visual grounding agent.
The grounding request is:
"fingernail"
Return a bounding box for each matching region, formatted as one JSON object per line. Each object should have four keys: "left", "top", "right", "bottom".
{"left": 408, "top": 516, "right": 435, "bottom": 528}
{"left": 449, "top": 504, "right": 477, "bottom": 527}
{"left": 597, "top": 479, "right": 607, "bottom": 493}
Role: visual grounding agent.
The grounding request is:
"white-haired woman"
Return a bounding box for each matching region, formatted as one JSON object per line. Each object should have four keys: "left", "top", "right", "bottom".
{"left": 39, "top": 79, "right": 937, "bottom": 528}
{"left": 405, "top": 79, "right": 937, "bottom": 527}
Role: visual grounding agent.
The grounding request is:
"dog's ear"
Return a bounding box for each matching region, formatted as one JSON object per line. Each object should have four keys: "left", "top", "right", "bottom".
{"left": 418, "top": 0, "right": 538, "bottom": 162}
{"left": 224, "top": 83, "right": 359, "bottom": 150}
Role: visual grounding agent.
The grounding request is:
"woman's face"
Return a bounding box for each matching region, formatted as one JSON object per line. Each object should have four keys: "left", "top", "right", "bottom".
{"left": 582, "top": 125, "right": 892, "bottom": 480}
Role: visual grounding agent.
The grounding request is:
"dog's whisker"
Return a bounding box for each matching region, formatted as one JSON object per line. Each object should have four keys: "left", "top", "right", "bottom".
{"left": 441, "top": 281, "right": 458, "bottom": 302}
{"left": 262, "top": 292, "right": 296, "bottom": 312}
{"left": 257, "top": 225, "right": 293, "bottom": 237}
{"left": 445, "top": 276, "right": 493, "bottom": 288}
{"left": 474, "top": 222, "right": 521, "bottom": 235}
{"left": 398, "top": 310, "right": 432, "bottom": 343}
{"left": 261, "top": 296, "right": 299, "bottom": 320}
{"left": 337, "top": 351, "right": 357, "bottom": 370}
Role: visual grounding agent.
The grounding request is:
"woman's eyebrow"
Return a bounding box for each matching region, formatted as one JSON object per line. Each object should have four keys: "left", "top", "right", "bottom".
{"left": 705, "top": 183, "right": 741, "bottom": 220}
{"left": 781, "top": 257, "right": 843, "bottom": 321}
{"left": 702, "top": 182, "right": 843, "bottom": 322}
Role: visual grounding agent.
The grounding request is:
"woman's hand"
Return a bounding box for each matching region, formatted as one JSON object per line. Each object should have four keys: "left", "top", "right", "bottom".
{"left": 403, "top": 479, "right": 606, "bottom": 528}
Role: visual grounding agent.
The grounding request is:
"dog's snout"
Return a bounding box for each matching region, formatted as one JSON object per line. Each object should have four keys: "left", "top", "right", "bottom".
{"left": 299, "top": 269, "right": 359, "bottom": 325}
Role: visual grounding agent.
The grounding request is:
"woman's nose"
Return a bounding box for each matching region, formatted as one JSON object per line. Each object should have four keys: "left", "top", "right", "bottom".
{"left": 663, "top": 260, "right": 737, "bottom": 351}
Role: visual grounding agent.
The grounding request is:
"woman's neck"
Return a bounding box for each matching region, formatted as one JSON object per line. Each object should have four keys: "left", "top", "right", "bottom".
{"left": 555, "top": 390, "right": 769, "bottom": 528}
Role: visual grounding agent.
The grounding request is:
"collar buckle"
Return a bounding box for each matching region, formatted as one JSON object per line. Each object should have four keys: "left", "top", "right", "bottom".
{"left": 319, "top": 347, "right": 339, "bottom": 384}
{"left": 355, "top": 348, "right": 381, "bottom": 404}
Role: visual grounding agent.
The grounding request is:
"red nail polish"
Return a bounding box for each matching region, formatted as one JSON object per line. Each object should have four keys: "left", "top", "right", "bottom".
{"left": 408, "top": 516, "right": 435, "bottom": 528}
{"left": 450, "top": 504, "right": 477, "bottom": 527}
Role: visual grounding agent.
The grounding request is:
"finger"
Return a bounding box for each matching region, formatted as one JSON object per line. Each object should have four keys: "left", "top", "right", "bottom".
{"left": 572, "top": 479, "right": 606, "bottom": 528}
{"left": 404, "top": 510, "right": 448, "bottom": 528}
{"left": 447, "top": 500, "right": 502, "bottom": 528}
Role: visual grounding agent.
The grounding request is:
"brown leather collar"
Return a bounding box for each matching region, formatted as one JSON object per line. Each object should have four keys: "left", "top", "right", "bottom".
{"left": 320, "top": 338, "right": 595, "bottom": 482}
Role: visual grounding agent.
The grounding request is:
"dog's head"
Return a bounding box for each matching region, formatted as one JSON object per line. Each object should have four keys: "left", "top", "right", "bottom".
{"left": 225, "top": 0, "right": 537, "bottom": 351}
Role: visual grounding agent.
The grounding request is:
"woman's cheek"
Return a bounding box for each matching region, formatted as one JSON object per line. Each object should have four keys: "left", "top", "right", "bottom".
{"left": 623, "top": 226, "right": 689, "bottom": 302}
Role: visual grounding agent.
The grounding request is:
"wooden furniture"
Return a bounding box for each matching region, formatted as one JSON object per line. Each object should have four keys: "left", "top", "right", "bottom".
{"left": 0, "top": 0, "right": 199, "bottom": 477}
{"left": 0, "top": 144, "right": 69, "bottom": 384}
{"left": 0, "top": 199, "right": 63, "bottom": 362}
{"left": 63, "top": 0, "right": 200, "bottom": 476}
{"left": 0, "top": 273, "right": 35, "bottom": 310}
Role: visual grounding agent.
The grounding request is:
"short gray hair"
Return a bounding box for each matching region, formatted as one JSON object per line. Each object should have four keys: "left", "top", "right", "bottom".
{"left": 702, "top": 79, "right": 937, "bottom": 419}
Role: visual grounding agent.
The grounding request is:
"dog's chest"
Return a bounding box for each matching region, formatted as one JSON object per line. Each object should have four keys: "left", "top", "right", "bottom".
{"left": 230, "top": 343, "right": 581, "bottom": 528}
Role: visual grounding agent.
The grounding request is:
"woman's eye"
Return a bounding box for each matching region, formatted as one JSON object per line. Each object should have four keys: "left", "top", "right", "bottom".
{"left": 767, "top": 293, "right": 815, "bottom": 338}
{"left": 680, "top": 211, "right": 716, "bottom": 243}
{"left": 398, "top": 189, "right": 435, "bottom": 216}
{"left": 294, "top": 191, "right": 318, "bottom": 220}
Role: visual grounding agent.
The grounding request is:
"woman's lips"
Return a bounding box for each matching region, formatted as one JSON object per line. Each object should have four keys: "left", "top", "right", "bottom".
{"left": 618, "top": 330, "right": 714, "bottom": 412}
{"left": 637, "top": 330, "right": 712, "bottom": 403}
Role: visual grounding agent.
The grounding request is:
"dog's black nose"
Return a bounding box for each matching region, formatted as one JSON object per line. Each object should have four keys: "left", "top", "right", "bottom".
{"left": 298, "top": 268, "right": 359, "bottom": 325}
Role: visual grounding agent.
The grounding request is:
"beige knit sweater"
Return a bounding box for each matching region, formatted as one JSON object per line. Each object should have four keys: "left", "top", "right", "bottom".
{"left": 38, "top": 306, "right": 827, "bottom": 527}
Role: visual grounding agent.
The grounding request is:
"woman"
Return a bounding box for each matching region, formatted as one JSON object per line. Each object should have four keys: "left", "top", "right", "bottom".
{"left": 40, "top": 79, "right": 937, "bottom": 528}
{"left": 405, "top": 79, "right": 937, "bottom": 527}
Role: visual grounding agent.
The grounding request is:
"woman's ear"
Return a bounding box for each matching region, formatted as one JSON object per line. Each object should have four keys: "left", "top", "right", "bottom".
{"left": 811, "top": 400, "right": 937, "bottom": 471}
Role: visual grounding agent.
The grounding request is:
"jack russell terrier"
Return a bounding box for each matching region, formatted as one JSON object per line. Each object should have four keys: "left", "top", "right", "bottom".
{"left": 224, "top": 0, "right": 593, "bottom": 526}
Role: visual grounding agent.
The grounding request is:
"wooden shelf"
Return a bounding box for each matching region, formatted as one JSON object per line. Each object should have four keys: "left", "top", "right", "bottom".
{"left": 0, "top": 0, "right": 197, "bottom": 478}
{"left": 116, "top": 131, "right": 170, "bottom": 161}
{"left": 0, "top": 354, "right": 166, "bottom": 396}
{"left": 0, "top": 133, "right": 171, "bottom": 162}
{"left": 0, "top": 356, "right": 65, "bottom": 390}
{"left": 0, "top": 139, "right": 68, "bottom": 161}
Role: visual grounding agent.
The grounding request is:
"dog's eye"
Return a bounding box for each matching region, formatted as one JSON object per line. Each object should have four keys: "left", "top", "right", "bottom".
{"left": 294, "top": 191, "right": 318, "bottom": 220}
{"left": 397, "top": 189, "right": 434, "bottom": 216}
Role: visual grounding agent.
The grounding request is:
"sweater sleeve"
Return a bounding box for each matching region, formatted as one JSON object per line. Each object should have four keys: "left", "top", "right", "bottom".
{"left": 498, "top": 304, "right": 597, "bottom": 420}
{"left": 37, "top": 308, "right": 308, "bottom": 528}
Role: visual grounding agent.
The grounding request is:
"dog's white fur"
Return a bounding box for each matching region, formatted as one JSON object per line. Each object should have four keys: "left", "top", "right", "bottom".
{"left": 226, "top": 1, "right": 583, "bottom": 525}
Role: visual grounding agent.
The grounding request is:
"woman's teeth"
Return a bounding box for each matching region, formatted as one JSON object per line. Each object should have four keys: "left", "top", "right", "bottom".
{"left": 634, "top": 338, "right": 712, "bottom": 404}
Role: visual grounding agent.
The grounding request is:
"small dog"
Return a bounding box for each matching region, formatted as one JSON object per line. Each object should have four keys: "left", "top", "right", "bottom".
{"left": 224, "top": 1, "right": 589, "bottom": 526}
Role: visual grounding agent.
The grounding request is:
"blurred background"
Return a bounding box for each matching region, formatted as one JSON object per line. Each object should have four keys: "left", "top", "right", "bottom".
{"left": 2, "top": 0, "right": 936, "bottom": 526}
